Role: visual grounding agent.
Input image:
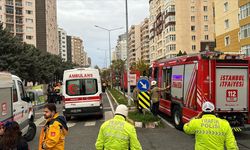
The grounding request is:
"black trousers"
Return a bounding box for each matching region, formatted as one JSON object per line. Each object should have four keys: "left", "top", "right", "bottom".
{"left": 152, "top": 101, "right": 159, "bottom": 116}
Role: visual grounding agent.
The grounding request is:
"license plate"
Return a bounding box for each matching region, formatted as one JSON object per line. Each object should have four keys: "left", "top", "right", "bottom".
{"left": 71, "top": 109, "right": 81, "bottom": 113}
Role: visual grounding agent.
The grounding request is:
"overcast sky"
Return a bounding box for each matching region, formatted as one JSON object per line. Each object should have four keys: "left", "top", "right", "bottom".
{"left": 57, "top": 0, "right": 149, "bottom": 68}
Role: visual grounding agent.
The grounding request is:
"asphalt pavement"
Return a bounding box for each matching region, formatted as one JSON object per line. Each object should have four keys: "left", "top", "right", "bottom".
{"left": 28, "top": 93, "right": 250, "bottom": 150}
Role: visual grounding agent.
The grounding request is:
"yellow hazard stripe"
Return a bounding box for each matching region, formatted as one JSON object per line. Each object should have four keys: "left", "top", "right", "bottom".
{"left": 138, "top": 95, "right": 150, "bottom": 107}
{"left": 139, "top": 100, "right": 147, "bottom": 109}
{"left": 141, "top": 92, "right": 150, "bottom": 100}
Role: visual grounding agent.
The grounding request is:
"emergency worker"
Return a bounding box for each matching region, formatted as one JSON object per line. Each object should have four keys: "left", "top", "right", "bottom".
{"left": 95, "top": 104, "right": 142, "bottom": 150}
{"left": 150, "top": 80, "right": 170, "bottom": 116}
{"left": 39, "top": 103, "right": 68, "bottom": 150}
{"left": 183, "top": 102, "right": 238, "bottom": 150}
{"left": 132, "top": 87, "right": 140, "bottom": 111}
{"left": 54, "top": 83, "right": 61, "bottom": 104}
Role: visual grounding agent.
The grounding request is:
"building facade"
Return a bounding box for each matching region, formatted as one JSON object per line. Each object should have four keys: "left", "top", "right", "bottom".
{"left": 214, "top": 0, "right": 240, "bottom": 53}
{"left": 66, "top": 35, "right": 72, "bottom": 62}
{"left": 58, "top": 27, "right": 67, "bottom": 61}
{"left": 0, "top": 0, "right": 36, "bottom": 45}
{"left": 128, "top": 25, "right": 141, "bottom": 66}
{"left": 71, "top": 36, "right": 83, "bottom": 65}
{"left": 114, "top": 33, "right": 127, "bottom": 61}
{"left": 140, "top": 18, "right": 150, "bottom": 64}
{"left": 149, "top": 0, "right": 215, "bottom": 62}
{"left": 239, "top": 0, "right": 250, "bottom": 55}
{"left": 36, "top": 0, "right": 58, "bottom": 55}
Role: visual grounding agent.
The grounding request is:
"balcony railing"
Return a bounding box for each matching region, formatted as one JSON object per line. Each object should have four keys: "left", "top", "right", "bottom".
{"left": 5, "top": 1, "right": 14, "bottom": 6}
{"left": 6, "top": 9, "right": 14, "bottom": 14}
{"left": 6, "top": 18, "right": 14, "bottom": 23}
{"left": 16, "top": 28, "right": 23, "bottom": 33}
{"left": 15, "top": 2, "right": 22, "bottom": 7}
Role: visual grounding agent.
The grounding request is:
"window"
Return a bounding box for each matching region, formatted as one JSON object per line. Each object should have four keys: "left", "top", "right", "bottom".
{"left": 26, "top": 35, "right": 33, "bottom": 40}
{"left": 240, "top": 3, "right": 250, "bottom": 20}
{"left": 224, "top": 19, "right": 229, "bottom": 29}
{"left": 203, "top": 6, "right": 208, "bottom": 12}
{"left": 204, "top": 15, "right": 208, "bottom": 21}
{"left": 192, "top": 45, "right": 196, "bottom": 51}
{"left": 241, "top": 45, "right": 250, "bottom": 55}
{"left": 205, "top": 35, "right": 209, "bottom": 40}
{"left": 191, "top": 6, "right": 195, "bottom": 12}
{"left": 26, "top": 18, "right": 33, "bottom": 23}
{"left": 166, "top": 44, "right": 176, "bottom": 51}
{"left": 166, "top": 34, "right": 176, "bottom": 43}
{"left": 66, "top": 79, "right": 98, "bottom": 96}
{"left": 204, "top": 25, "right": 208, "bottom": 31}
{"left": 26, "top": 10, "right": 33, "bottom": 14}
{"left": 191, "top": 26, "right": 195, "bottom": 31}
{"left": 17, "top": 81, "right": 25, "bottom": 100}
{"left": 191, "top": 16, "right": 195, "bottom": 22}
{"left": 26, "top": 1, "right": 32, "bottom": 6}
{"left": 192, "top": 35, "right": 196, "bottom": 41}
{"left": 12, "top": 81, "right": 18, "bottom": 102}
{"left": 240, "top": 24, "right": 250, "bottom": 39}
{"left": 26, "top": 27, "right": 33, "bottom": 32}
{"left": 224, "top": 2, "right": 228, "bottom": 12}
{"left": 224, "top": 36, "right": 230, "bottom": 46}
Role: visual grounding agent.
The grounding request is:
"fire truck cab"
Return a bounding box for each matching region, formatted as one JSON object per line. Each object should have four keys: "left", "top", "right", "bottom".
{"left": 150, "top": 51, "right": 250, "bottom": 131}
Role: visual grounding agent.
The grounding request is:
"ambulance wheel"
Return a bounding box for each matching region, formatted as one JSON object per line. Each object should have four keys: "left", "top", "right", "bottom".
{"left": 24, "top": 122, "right": 37, "bottom": 142}
{"left": 173, "top": 106, "right": 184, "bottom": 131}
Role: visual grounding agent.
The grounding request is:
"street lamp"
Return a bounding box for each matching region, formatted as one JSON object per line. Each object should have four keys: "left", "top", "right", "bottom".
{"left": 125, "top": 0, "right": 131, "bottom": 106}
{"left": 94, "top": 25, "right": 123, "bottom": 88}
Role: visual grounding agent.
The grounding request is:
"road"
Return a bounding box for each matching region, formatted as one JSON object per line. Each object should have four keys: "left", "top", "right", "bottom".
{"left": 29, "top": 93, "right": 250, "bottom": 150}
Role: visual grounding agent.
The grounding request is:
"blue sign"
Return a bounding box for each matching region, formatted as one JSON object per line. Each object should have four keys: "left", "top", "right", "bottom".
{"left": 137, "top": 78, "right": 150, "bottom": 92}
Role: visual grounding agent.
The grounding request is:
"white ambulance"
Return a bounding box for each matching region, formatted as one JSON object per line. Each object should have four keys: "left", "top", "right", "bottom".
{"left": 62, "top": 68, "right": 103, "bottom": 120}
{"left": 0, "top": 72, "right": 36, "bottom": 141}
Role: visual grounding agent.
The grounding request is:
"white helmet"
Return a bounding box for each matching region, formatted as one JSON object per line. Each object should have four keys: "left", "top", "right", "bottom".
{"left": 151, "top": 80, "right": 157, "bottom": 86}
{"left": 115, "top": 104, "right": 128, "bottom": 117}
{"left": 202, "top": 102, "right": 215, "bottom": 113}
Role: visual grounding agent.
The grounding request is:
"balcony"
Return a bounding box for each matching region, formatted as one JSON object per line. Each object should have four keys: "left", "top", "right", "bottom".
{"left": 6, "top": 18, "right": 14, "bottom": 24}
{"left": 15, "top": 2, "right": 23, "bottom": 7}
{"left": 16, "top": 28, "right": 23, "bottom": 33}
{"left": 16, "top": 9, "right": 23, "bottom": 16}
{"left": 5, "top": 1, "right": 14, "bottom": 6}
{"left": 5, "top": 9, "right": 14, "bottom": 15}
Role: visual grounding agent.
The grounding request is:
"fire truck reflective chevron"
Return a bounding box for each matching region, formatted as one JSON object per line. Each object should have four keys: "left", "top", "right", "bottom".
{"left": 150, "top": 52, "right": 250, "bottom": 130}
{"left": 138, "top": 92, "right": 150, "bottom": 109}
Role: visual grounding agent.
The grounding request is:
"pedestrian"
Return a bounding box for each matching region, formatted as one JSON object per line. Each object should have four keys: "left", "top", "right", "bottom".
{"left": 47, "top": 84, "right": 53, "bottom": 103}
{"left": 183, "top": 101, "right": 239, "bottom": 150}
{"left": 39, "top": 103, "right": 68, "bottom": 150}
{"left": 54, "top": 83, "right": 61, "bottom": 104}
{"left": 95, "top": 104, "right": 142, "bottom": 150}
{"left": 0, "top": 121, "right": 29, "bottom": 150}
{"left": 150, "top": 80, "right": 170, "bottom": 116}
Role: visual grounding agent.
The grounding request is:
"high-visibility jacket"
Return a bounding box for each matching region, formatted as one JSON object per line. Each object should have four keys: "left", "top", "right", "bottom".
{"left": 95, "top": 115, "right": 142, "bottom": 150}
{"left": 39, "top": 113, "right": 68, "bottom": 150}
{"left": 183, "top": 114, "right": 238, "bottom": 150}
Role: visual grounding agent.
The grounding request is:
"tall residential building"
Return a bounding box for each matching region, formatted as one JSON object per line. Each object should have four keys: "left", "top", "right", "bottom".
{"left": 114, "top": 33, "right": 127, "bottom": 61}
{"left": 58, "top": 27, "right": 67, "bottom": 62}
{"left": 66, "top": 36, "right": 72, "bottom": 62}
{"left": 140, "top": 18, "right": 150, "bottom": 64}
{"left": 71, "top": 36, "right": 83, "bottom": 65}
{"left": 128, "top": 25, "right": 141, "bottom": 66}
{"left": 36, "top": 0, "right": 58, "bottom": 55}
{"left": 0, "top": 0, "right": 36, "bottom": 45}
{"left": 149, "top": 0, "right": 215, "bottom": 62}
{"left": 214, "top": 0, "right": 240, "bottom": 53}
{"left": 239, "top": 1, "right": 250, "bottom": 55}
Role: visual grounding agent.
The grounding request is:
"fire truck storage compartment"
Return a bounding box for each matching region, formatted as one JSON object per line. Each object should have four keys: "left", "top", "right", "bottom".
{"left": 171, "top": 65, "right": 184, "bottom": 100}
{"left": 215, "top": 66, "right": 248, "bottom": 111}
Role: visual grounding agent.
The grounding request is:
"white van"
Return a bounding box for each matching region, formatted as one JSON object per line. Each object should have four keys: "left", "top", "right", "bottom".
{"left": 0, "top": 72, "right": 36, "bottom": 141}
{"left": 62, "top": 68, "right": 103, "bottom": 120}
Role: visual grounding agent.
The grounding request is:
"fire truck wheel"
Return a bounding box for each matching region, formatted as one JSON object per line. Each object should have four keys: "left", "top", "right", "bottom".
{"left": 173, "top": 106, "right": 184, "bottom": 130}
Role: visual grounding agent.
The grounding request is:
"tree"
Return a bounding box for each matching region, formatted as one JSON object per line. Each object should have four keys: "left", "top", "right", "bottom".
{"left": 135, "top": 59, "right": 149, "bottom": 76}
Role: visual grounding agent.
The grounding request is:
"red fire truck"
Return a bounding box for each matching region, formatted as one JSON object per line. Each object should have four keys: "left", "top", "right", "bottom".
{"left": 150, "top": 51, "right": 250, "bottom": 131}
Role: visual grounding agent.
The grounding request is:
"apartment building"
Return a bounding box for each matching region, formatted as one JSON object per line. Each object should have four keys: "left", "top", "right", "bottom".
{"left": 0, "top": 0, "right": 36, "bottom": 45}
{"left": 71, "top": 36, "right": 83, "bottom": 65}
{"left": 140, "top": 18, "right": 150, "bottom": 64}
{"left": 66, "top": 35, "right": 72, "bottom": 63}
{"left": 114, "top": 33, "right": 127, "bottom": 61}
{"left": 149, "top": 0, "right": 215, "bottom": 62}
{"left": 128, "top": 25, "right": 141, "bottom": 66}
{"left": 58, "top": 27, "right": 67, "bottom": 62}
{"left": 239, "top": 0, "right": 250, "bottom": 55}
{"left": 36, "top": 0, "right": 58, "bottom": 55}
{"left": 214, "top": 0, "right": 240, "bottom": 53}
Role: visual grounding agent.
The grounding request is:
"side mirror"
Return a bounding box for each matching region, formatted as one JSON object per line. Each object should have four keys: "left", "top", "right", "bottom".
{"left": 22, "top": 96, "right": 31, "bottom": 102}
